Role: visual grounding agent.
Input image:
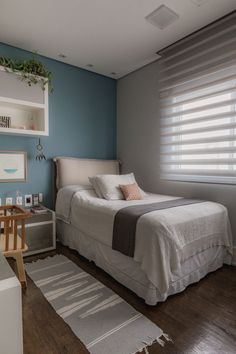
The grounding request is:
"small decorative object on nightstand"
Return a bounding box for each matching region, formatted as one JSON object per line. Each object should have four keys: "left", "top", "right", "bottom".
{"left": 22, "top": 206, "right": 56, "bottom": 256}
{"left": 32, "top": 193, "right": 39, "bottom": 206}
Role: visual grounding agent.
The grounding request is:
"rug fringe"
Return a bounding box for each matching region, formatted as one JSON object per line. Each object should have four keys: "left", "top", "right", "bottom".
{"left": 163, "top": 332, "right": 173, "bottom": 342}
{"left": 135, "top": 332, "right": 173, "bottom": 354}
{"left": 25, "top": 254, "right": 64, "bottom": 265}
{"left": 156, "top": 337, "right": 165, "bottom": 347}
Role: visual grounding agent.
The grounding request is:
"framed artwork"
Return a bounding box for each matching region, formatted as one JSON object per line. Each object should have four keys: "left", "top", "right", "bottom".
{"left": 0, "top": 151, "right": 27, "bottom": 182}
{"left": 25, "top": 194, "right": 32, "bottom": 207}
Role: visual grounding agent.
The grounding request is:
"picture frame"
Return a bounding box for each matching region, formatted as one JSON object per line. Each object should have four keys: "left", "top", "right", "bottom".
{"left": 24, "top": 194, "right": 32, "bottom": 207}
{"left": 32, "top": 193, "right": 39, "bottom": 205}
{"left": 0, "top": 151, "right": 27, "bottom": 182}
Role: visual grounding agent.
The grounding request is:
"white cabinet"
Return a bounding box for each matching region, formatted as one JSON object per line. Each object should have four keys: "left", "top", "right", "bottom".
{"left": 0, "top": 253, "right": 23, "bottom": 354}
{"left": 0, "top": 66, "right": 48, "bottom": 136}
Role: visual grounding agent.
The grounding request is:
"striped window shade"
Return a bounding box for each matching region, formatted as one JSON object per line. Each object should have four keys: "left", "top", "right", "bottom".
{"left": 159, "top": 12, "right": 236, "bottom": 184}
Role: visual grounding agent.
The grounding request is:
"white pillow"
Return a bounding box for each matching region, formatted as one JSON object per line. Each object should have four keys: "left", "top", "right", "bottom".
{"left": 95, "top": 173, "right": 138, "bottom": 200}
{"left": 88, "top": 176, "right": 103, "bottom": 198}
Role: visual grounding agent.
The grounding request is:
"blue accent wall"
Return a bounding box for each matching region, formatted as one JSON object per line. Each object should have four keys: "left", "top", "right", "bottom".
{"left": 0, "top": 43, "right": 117, "bottom": 208}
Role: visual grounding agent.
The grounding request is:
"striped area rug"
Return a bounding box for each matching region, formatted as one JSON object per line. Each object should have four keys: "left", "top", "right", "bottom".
{"left": 25, "top": 255, "right": 171, "bottom": 354}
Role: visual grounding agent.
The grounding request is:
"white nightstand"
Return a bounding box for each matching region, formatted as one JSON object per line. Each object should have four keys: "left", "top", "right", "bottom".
{"left": 22, "top": 208, "right": 56, "bottom": 257}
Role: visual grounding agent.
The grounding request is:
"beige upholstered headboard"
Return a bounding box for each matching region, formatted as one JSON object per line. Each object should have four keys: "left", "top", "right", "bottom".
{"left": 53, "top": 157, "right": 120, "bottom": 190}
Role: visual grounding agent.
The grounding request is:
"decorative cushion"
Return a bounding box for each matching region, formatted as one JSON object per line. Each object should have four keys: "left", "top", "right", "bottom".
{"left": 95, "top": 173, "right": 137, "bottom": 200}
{"left": 119, "top": 183, "right": 142, "bottom": 201}
{"left": 88, "top": 176, "right": 103, "bottom": 198}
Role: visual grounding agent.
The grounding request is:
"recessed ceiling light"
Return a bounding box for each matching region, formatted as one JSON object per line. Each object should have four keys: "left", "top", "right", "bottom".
{"left": 58, "top": 53, "right": 67, "bottom": 58}
{"left": 146, "top": 5, "right": 179, "bottom": 30}
{"left": 190, "top": 0, "right": 208, "bottom": 6}
{"left": 86, "top": 64, "right": 94, "bottom": 68}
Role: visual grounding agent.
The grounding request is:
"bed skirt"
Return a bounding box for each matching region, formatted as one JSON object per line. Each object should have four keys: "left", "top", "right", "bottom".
{"left": 57, "top": 220, "right": 232, "bottom": 305}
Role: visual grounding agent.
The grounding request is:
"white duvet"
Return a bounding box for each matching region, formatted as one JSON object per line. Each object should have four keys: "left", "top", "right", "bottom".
{"left": 56, "top": 186, "right": 233, "bottom": 294}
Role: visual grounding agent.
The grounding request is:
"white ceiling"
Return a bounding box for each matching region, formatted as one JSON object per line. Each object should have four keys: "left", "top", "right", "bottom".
{"left": 0, "top": 0, "right": 235, "bottom": 79}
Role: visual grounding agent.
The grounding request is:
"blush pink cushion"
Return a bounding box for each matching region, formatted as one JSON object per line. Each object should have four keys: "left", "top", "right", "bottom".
{"left": 119, "top": 183, "right": 142, "bottom": 201}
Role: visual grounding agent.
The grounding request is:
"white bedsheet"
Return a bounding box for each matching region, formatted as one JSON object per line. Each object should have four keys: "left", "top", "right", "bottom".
{"left": 56, "top": 187, "right": 233, "bottom": 294}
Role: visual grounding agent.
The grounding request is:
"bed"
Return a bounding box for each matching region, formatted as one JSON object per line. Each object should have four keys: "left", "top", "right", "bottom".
{"left": 54, "top": 157, "right": 233, "bottom": 305}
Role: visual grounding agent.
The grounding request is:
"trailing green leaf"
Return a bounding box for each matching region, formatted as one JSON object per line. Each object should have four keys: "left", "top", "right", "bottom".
{"left": 0, "top": 53, "right": 53, "bottom": 93}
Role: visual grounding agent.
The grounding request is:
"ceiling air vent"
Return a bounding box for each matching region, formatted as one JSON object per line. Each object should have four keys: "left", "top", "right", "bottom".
{"left": 145, "top": 5, "right": 179, "bottom": 30}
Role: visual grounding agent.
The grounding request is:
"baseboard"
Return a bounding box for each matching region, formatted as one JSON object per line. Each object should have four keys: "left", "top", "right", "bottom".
{"left": 232, "top": 246, "right": 236, "bottom": 266}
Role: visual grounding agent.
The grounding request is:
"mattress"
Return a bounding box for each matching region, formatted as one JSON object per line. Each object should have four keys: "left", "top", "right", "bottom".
{"left": 56, "top": 186, "right": 233, "bottom": 304}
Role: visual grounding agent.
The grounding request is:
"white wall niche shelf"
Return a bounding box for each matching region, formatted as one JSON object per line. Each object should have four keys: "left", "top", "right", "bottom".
{"left": 0, "top": 65, "right": 49, "bottom": 137}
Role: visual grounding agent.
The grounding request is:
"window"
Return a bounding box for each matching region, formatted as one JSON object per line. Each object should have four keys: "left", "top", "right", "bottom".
{"left": 158, "top": 12, "right": 236, "bottom": 184}
{"left": 159, "top": 43, "right": 236, "bottom": 184}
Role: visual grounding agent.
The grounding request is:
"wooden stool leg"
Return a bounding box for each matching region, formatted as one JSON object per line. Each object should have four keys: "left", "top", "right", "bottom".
{"left": 13, "top": 252, "right": 27, "bottom": 289}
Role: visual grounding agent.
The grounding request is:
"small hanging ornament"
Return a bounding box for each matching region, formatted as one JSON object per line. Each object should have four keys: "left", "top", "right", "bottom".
{"left": 36, "top": 138, "right": 46, "bottom": 161}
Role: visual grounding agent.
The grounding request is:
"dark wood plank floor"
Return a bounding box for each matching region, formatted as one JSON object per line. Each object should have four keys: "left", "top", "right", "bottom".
{"left": 14, "top": 244, "right": 236, "bottom": 354}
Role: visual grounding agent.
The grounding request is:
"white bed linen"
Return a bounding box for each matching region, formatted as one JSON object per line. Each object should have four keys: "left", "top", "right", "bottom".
{"left": 56, "top": 187, "right": 233, "bottom": 296}
{"left": 57, "top": 221, "right": 232, "bottom": 305}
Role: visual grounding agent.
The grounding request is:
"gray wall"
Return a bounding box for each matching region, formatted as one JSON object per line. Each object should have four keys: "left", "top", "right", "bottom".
{"left": 117, "top": 60, "right": 236, "bottom": 244}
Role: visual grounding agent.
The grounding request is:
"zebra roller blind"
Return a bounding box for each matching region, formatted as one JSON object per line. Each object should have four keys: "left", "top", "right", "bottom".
{"left": 159, "top": 12, "right": 236, "bottom": 184}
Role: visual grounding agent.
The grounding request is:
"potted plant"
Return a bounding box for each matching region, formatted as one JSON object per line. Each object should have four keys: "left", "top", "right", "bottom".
{"left": 0, "top": 53, "right": 53, "bottom": 93}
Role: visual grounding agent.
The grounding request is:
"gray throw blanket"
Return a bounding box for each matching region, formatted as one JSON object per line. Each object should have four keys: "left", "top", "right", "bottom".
{"left": 112, "top": 198, "right": 204, "bottom": 257}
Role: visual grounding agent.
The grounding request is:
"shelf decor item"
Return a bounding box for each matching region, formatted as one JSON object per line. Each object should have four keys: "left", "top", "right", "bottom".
{"left": 0, "top": 151, "right": 27, "bottom": 182}
{"left": 0, "top": 116, "right": 11, "bottom": 128}
{"left": 35, "top": 138, "right": 46, "bottom": 161}
{"left": 0, "top": 54, "right": 53, "bottom": 93}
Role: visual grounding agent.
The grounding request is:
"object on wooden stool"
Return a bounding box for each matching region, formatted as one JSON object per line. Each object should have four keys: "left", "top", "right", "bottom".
{"left": 0, "top": 205, "right": 31, "bottom": 288}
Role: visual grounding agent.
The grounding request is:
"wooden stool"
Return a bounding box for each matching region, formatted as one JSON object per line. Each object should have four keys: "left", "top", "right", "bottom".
{"left": 0, "top": 205, "right": 31, "bottom": 288}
